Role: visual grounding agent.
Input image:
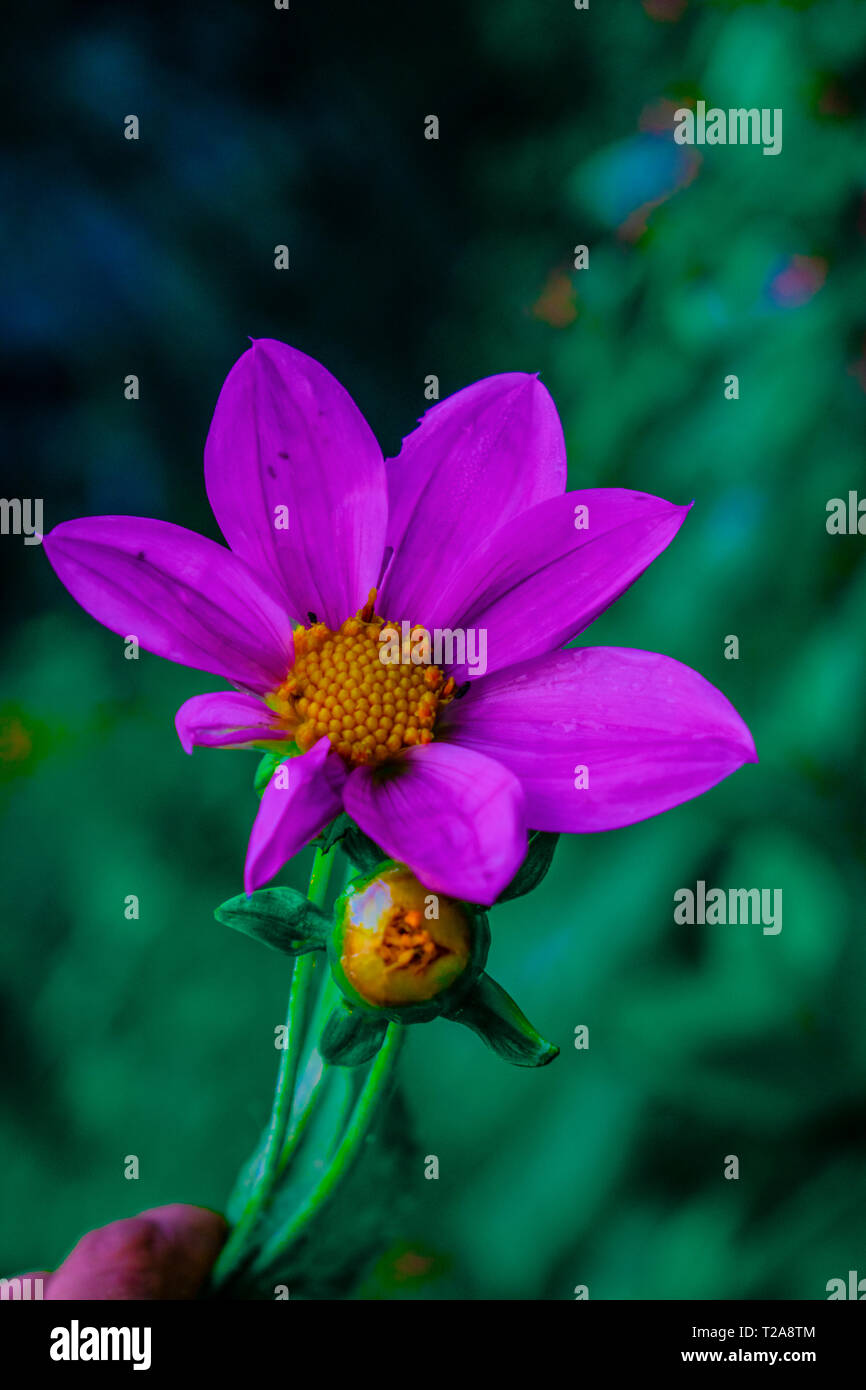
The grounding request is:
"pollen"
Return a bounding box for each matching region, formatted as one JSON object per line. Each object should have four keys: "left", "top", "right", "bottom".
{"left": 266, "top": 590, "right": 456, "bottom": 767}
{"left": 378, "top": 910, "right": 449, "bottom": 975}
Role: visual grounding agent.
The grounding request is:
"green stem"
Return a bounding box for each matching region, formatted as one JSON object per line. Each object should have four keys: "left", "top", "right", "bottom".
{"left": 211, "top": 845, "right": 335, "bottom": 1287}
{"left": 251, "top": 1021, "right": 404, "bottom": 1275}
{"left": 276, "top": 971, "right": 340, "bottom": 1174}
{"left": 274, "top": 855, "right": 356, "bottom": 1175}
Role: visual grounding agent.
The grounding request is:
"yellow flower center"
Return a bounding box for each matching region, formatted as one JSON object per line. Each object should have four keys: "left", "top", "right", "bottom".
{"left": 266, "top": 590, "right": 456, "bottom": 768}
{"left": 340, "top": 868, "right": 472, "bottom": 1006}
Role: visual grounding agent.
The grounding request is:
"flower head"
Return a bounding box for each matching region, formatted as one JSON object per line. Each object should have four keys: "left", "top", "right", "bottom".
{"left": 45, "top": 339, "right": 757, "bottom": 905}
{"left": 265, "top": 599, "right": 456, "bottom": 764}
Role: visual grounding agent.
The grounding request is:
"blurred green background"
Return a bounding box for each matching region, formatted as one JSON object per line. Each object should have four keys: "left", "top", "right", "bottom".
{"left": 3, "top": 0, "right": 866, "bottom": 1299}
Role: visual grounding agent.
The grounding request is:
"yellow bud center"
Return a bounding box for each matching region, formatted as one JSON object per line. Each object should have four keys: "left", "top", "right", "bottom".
{"left": 340, "top": 867, "right": 472, "bottom": 1007}
{"left": 266, "top": 590, "right": 456, "bottom": 768}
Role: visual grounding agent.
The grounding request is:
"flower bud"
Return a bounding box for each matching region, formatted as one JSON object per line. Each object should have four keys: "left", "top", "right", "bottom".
{"left": 329, "top": 864, "right": 489, "bottom": 1022}
{"left": 217, "top": 856, "right": 557, "bottom": 1069}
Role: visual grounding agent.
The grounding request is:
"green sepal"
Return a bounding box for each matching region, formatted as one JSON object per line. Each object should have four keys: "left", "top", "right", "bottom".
{"left": 315, "top": 812, "right": 354, "bottom": 855}
{"left": 496, "top": 830, "right": 560, "bottom": 904}
{"left": 342, "top": 825, "right": 390, "bottom": 874}
{"left": 308, "top": 812, "right": 388, "bottom": 874}
{"left": 336, "top": 820, "right": 390, "bottom": 874}
{"left": 320, "top": 1001, "right": 388, "bottom": 1067}
{"left": 445, "top": 972, "right": 559, "bottom": 1067}
{"left": 215, "top": 887, "right": 329, "bottom": 956}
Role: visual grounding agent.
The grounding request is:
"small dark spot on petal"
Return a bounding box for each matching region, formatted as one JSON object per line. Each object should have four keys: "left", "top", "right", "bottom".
{"left": 371, "top": 757, "right": 408, "bottom": 783}
{"left": 266, "top": 465, "right": 277, "bottom": 478}
{"left": 277, "top": 451, "right": 289, "bottom": 459}
{"left": 136, "top": 551, "right": 146, "bottom": 561}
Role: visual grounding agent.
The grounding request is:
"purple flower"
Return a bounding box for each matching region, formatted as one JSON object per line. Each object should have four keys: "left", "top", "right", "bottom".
{"left": 45, "top": 339, "right": 756, "bottom": 905}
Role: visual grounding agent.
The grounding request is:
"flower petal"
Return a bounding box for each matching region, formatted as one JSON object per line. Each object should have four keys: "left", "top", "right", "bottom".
{"left": 343, "top": 743, "right": 527, "bottom": 906}
{"left": 379, "top": 373, "right": 566, "bottom": 625}
{"left": 427, "top": 489, "right": 690, "bottom": 679}
{"left": 175, "top": 692, "right": 290, "bottom": 754}
{"left": 44, "top": 516, "right": 293, "bottom": 692}
{"left": 205, "top": 338, "right": 387, "bottom": 627}
{"left": 442, "top": 647, "right": 757, "bottom": 832}
{"left": 244, "top": 738, "right": 347, "bottom": 893}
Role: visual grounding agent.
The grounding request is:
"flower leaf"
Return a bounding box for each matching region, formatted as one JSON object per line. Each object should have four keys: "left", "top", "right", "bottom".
{"left": 225, "top": 1116, "right": 271, "bottom": 1226}
{"left": 320, "top": 1001, "right": 388, "bottom": 1067}
{"left": 445, "top": 972, "right": 559, "bottom": 1067}
{"left": 215, "top": 887, "right": 329, "bottom": 956}
{"left": 230, "top": 1076, "right": 414, "bottom": 1299}
{"left": 496, "top": 830, "right": 560, "bottom": 903}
